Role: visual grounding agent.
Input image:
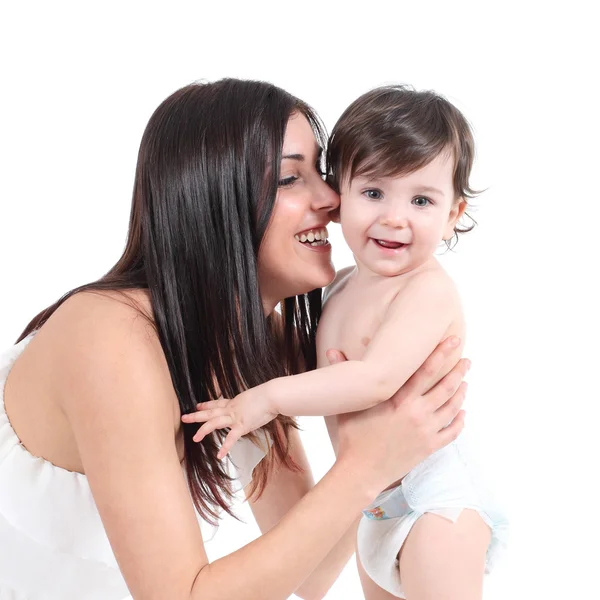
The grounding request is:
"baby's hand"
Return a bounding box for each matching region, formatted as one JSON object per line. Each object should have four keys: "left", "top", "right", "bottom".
{"left": 181, "top": 393, "right": 278, "bottom": 459}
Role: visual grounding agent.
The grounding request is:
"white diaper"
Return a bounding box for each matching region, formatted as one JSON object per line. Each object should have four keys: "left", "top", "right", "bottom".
{"left": 357, "top": 436, "right": 508, "bottom": 598}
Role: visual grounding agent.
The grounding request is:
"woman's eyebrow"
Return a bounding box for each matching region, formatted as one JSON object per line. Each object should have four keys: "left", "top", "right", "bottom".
{"left": 282, "top": 146, "right": 322, "bottom": 162}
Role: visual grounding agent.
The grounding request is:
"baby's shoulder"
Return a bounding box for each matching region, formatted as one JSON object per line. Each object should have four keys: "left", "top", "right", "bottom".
{"left": 407, "top": 263, "right": 455, "bottom": 287}
{"left": 398, "top": 264, "right": 461, "bottom": 304}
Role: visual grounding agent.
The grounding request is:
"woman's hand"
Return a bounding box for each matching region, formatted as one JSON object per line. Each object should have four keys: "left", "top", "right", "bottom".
{"left": 329, "top": 336, "right": 469, "bottom": 501}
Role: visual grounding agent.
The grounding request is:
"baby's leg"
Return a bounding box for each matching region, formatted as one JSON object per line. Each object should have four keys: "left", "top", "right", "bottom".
{"left": 399, "top": 509, "right": 490, "bottom": 600}
{"left": 357, "top": 553, "right": 399, "bottom": 600}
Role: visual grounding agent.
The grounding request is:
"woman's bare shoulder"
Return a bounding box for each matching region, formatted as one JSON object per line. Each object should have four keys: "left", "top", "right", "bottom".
{"left": 54, "top": 288, "right": 154, "bottom": 331}
{"left": 47, "top": 289, "right": 155, "bottom": 347}
{"left": 40, "top": 289, "right": 178, "bottom": 426}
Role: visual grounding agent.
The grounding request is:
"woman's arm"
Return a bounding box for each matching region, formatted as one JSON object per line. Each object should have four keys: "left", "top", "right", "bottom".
{"left": 246, "top": 311, "right": 358, "bottom": 600}
{"left": 247, "top": 337, "right": 469, "bottom": 600}
{"left": 56, "top": 294, "right": 467, "bottom": 600}
{"left": 247, "top": 427, "right": 360, "bottom": 600}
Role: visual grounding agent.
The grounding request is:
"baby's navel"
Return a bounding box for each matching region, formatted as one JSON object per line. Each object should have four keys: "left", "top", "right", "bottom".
{"left": 361, "top": 337, "right": 371, "bottom": 347}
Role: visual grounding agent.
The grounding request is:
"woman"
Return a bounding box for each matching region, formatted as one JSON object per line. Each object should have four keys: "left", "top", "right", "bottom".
{"left": 0, "top": 79, "right": 468, "bottom": 600}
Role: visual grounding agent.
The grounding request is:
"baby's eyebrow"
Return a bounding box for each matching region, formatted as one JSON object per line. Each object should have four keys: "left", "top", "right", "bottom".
{"left": 353, "top": 176, "right": 382, "bottom": 185}
{"left": 415, "top": 186, "right": 444, "bottom": 195}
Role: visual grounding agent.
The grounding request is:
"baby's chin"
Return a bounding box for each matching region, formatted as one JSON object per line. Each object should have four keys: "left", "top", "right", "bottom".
{"left": 355, "top": 255, "right": 419, "bottom": 278}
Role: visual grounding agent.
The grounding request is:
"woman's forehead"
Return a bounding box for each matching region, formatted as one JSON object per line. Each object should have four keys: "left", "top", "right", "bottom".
{"left": 282, "top": 113, "right": 320, "bottom": 158}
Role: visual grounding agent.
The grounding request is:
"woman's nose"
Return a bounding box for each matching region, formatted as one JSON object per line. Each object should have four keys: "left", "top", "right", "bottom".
{"left": 312, "top": 178, "right": 340, "bottom": 213}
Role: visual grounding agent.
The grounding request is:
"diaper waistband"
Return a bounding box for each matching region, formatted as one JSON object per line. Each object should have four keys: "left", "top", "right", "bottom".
{"left": 362, "top": 484, "right": 410, "bottom": 521}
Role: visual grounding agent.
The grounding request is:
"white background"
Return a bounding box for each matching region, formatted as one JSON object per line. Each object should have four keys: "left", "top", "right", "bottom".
{"left": 1, "top": 1, "right": 599, "bottom": 598}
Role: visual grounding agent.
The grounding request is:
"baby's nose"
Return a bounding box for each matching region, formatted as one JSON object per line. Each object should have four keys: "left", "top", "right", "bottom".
{"left": 380, "top": 212, "right": 409, "bottom": 228}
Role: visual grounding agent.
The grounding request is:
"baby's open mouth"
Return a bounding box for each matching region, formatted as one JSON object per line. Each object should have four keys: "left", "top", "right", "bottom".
{"left": 295, "top": 227, "right": 329, "bottom": 247}
{"left": 374, "top": 239, "right": 407, "bottom": 250}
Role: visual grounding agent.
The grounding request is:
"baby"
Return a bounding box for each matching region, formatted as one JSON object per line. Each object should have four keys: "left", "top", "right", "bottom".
{"left": 186, "top": 85, "right": 508, "bottom": 599}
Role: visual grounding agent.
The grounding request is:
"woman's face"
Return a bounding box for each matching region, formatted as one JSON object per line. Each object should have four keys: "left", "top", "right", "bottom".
{"left": 258, "top": 112, "right": 340, "bottom": 312}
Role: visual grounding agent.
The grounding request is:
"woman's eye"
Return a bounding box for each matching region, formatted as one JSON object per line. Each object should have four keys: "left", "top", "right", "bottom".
{"left": 412, "top": 196, "right": 431, "bottom": 207}
{"left": 278, "top": 175, "right": 298, "bottom": 187}
{"left": 364, "top": 189, "right": 383, "bottom": 201}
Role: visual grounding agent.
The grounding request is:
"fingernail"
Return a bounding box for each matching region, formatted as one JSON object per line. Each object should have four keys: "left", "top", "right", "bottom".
{"left": 450, "top": 336, "right": 460, "bottom": 348}
{"left": 466, "top": 359, "right": 472, "bottom": 371}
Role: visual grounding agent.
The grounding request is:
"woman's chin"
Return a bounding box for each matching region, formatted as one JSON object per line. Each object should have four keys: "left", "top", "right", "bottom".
{"left": 311, "top": 263, "right": 336, "bottom": 290}
{"left": 288, "top": 267, "right": 336, "bottom": 297}
{"left": 322, "top": 265, "right": 337, "bottom": 287}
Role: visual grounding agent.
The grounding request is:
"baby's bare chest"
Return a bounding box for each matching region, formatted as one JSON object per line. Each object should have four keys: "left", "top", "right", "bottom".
{"left": 318, "top": 285, "right": 398, "bottom": 361}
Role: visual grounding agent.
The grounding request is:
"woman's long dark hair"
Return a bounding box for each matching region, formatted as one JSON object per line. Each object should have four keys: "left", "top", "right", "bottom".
{"left": 17, "top": 79, "right": 326, "bottom": 523}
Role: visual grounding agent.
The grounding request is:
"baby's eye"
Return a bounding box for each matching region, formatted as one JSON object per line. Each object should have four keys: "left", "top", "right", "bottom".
{"left": 412, "top": 196, "right": 431, "bottom": 207}
{"left": 364, "top": 189, "right": 383, "bottom": 201}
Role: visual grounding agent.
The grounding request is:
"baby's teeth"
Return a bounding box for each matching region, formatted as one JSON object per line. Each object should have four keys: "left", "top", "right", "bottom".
{"left": 300, "top": 234, "right": 307, "bottom": 242}
{"left": 307, "top": 232, "right": 315, "bottom": 242}
{"left": 315, "top": 232, "right": 321, "bottom": 241}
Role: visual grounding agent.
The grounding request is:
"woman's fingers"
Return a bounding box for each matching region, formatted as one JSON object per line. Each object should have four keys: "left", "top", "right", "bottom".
{"left": 434, "top": 381, "right": 468, "bottom": 430}
{"left": 436, "top": 410, "right": 466, "bottom": 448}
{"left": 400, "top": 337, "right": 462, "bottom": 400}
{"left": 423, "top": 357, "right": 470, "bottom": 412}
{"left": 326, "top": 349, "right": 348, "bottom": 365}
{"left": 192, "top": 415, "right": 233, "bottom": 442}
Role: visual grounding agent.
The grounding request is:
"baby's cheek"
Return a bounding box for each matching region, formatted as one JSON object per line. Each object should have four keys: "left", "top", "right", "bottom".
{"left": 341, "top": 206, "right": 366, "bottom": 232}
{"left": 340, "top": 223, "right": 364, "bottom": 253}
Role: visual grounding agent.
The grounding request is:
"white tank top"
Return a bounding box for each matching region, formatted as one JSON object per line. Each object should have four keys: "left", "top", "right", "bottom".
{"left": 0, "top": 334, "right": 265, "bottom": 599}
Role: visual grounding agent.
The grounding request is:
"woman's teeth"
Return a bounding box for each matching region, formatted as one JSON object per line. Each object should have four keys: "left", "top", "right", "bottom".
{"left": 295, "top": 228, "right": 329, "bottom": 246}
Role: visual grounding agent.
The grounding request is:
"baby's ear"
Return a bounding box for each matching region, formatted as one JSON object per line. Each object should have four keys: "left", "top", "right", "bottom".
{"left": 444, "top": 198, "right": 468, "bottom": 240}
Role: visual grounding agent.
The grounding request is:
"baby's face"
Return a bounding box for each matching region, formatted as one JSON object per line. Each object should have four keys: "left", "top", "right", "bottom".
{"left": 339, "top": 151, "right": 466, "bottom": 277}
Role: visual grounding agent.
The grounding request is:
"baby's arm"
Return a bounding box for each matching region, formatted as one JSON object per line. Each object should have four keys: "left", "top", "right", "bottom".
{"left": 270, "top": 270, "right": 458, "bottom": 416}
{"left": 187, "top": 270, "right": 459, "bottom": 457}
